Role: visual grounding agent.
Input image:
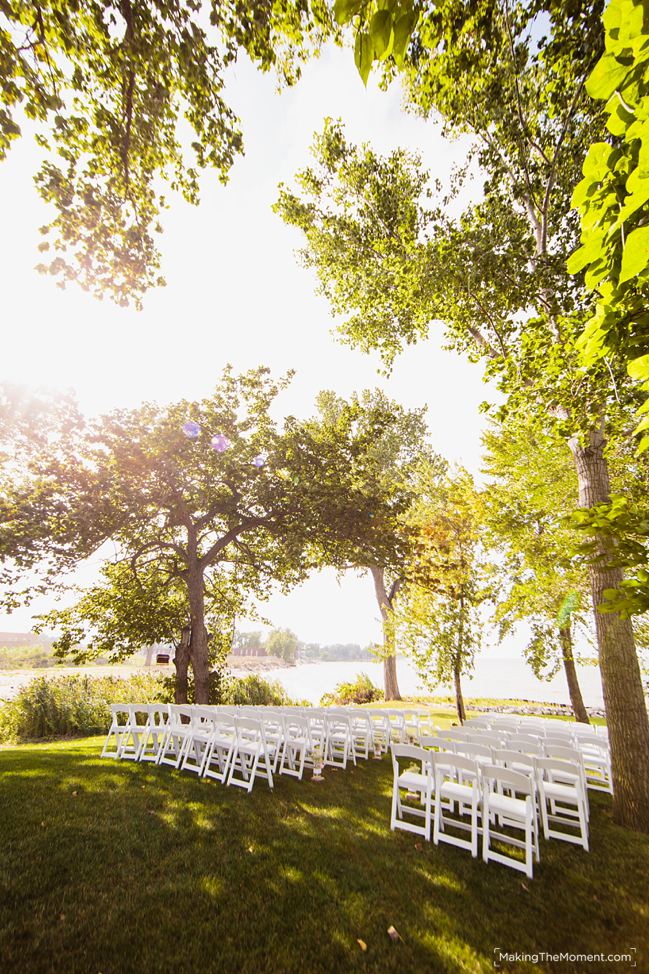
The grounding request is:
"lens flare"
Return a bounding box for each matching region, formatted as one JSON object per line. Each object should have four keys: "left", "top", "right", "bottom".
{"left": 211, "top": 434, "right": 231, "bottom": 453}
{"left": 182, "top": 421, "right": 201, "bottom": 439}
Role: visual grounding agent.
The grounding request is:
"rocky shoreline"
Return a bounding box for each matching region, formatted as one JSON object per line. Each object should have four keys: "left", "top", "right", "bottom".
{"left": 466, "top": 700, "right": 607, "bottom": 719}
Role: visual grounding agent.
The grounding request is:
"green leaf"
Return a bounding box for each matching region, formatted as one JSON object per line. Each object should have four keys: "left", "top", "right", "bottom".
{"left": 392, "top": 11, "right": 418, "bottom": 64}
{"left": 334, "top": 0, "right": 363, "bottom": 26}
{"left": 354, "top": 31, "right": 373, "bottom": 86}
{"left": 370, "top": 10, "right": 393, "bottom": 59}
{"left": 628, "top": 354, "right": 649, "bottom": 381}
{"left": 586, "top": 52, "right": 632, "bottom": 101}
{"left": 619, "top": 224, "right": 649, "bottom": 282}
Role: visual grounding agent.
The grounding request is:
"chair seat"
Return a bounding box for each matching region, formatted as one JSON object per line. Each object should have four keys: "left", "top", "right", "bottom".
{"left": 544, "top": 780, "right": 579, "bottom": 802}
{"left": 398, "top": 771, "right": 430, "bottom": 792}
{"left": 440, "top": 780, "right": 475, "bottom": 802}
{"left": 488, "top": 792, "right": 529, "bottom": 819}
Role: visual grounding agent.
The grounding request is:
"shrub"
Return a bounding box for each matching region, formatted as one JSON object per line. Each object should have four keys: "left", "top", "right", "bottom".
{"left": 0, "top": 670, "right": 302, "bottom": 743}
{"left": 223, "top": 673, "right": 298, "bottom": 707}
{"left": 0, "top": 673, "right": 169, "bottom": 743}
{"left": 320, "top": 672, "right": 383, "bottom": 707}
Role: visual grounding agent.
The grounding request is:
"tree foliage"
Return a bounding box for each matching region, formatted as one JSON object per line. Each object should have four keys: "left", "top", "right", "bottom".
{"left": 0, "top": 0, "right": 331, "bottom": 304}
{"left": 266, "top": 626, "right": 299, "bottom": 662}
{"left": 395, "top": 467, "right": 487, "bottom": 722}
{"left": 568, "top": 0, "right": 649, "bottom": 449}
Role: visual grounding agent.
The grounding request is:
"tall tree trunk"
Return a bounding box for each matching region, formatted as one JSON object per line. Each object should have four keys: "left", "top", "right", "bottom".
{"left": 558, "top": 625, "right": 589, "bottom": 724}
{"left": 187, "top": 561, "right": 211, "bottom": 705}
{"left": 174, "top": 626, "right": 191, "bottom": 705}
{"left": 569, "top": 430, "right": 649, "bottom": 832}
{"left": 369, "top": 565, "right": 402, "bottom": 701}
{"left": 453, "top": 655, "right": 466, "bottom": 724}
{"left": 144, "top": 644, "right": 154, "bottom": 667}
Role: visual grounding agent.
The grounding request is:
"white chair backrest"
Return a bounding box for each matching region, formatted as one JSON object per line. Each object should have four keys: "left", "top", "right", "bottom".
{"left": 454, "top": 741, "right": 493, "bottom": 761}
{"left": 481, "top": 763, "right": 534, "bottom": 798}
{"left": 391, "top": 743, "right": 433, "bottom": 773}
{"left": 536, "top": 756, "right": 581, "bottom": 785}
{"left": 435, "top": 753, "right": 480, "bottom": 784}
{"left": 492, "top": 748, "right": 536, "bottom": 773}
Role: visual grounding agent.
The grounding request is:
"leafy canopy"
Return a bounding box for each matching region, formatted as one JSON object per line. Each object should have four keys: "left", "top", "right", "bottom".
{"left": 0, "top": 0, "right": 330, "bottom": 305}
{"left": 568, "top": 0, "right": 649, "bottom": 451}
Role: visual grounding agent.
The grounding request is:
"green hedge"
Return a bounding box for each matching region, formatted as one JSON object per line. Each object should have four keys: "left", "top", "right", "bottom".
{"left": 0, "top": 670, "right": 302, "bottom": 743}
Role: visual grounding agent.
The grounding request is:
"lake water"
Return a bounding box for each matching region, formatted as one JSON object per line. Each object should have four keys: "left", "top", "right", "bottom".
{"left": 0, "top": 656, "right": 606, "bottom": 708}
{"left": 266, "top": 656, "right": 605, "bottom": 708}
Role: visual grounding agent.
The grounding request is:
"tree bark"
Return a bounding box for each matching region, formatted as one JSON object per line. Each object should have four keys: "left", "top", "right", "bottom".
{"left": 569, "top": 430, "right": 649, "bottom": 831}
{"left": 558, "top": 625, "right": 589, "bottom": 724}
{"left": 187, "top": 562, "right": 211, "bottom": 704}
{"left": 369, "top": 565, "right": 402, "bottom": 700}
{"left": 174, "top": 626, "right": 191, "bottom": 705}
{"left": 453, "top": 655, "right": 466, "bottom": 724}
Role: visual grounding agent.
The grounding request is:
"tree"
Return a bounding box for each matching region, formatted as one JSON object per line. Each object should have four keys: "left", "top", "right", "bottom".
{"left": 294, "top": 388, "right": 446, "bottom": 699}
{"left": 482, "top": 415, "right": 592, "bottom": 723}
{"left": 36, "top": 559, "right": 248, "bottom": 702}
{"left": 396, "top": 467, "right": 486, "bottom": 724}
{"left": 567, "top": 0, "right": 649, "bottom": 617}
{"left": 0, "top": 384, "right": 112, "bottom": 611}
{"left": 0, "top": 0, "right": 331, "bottom": 304}
{"left": 275, "top": 3, "right": 649, "bottom": 830}
{"left": 2, "top": 368, "right": 316, "bottom": 702}
{"left": 266, "top": 627, "right": 298, "bottom": 663}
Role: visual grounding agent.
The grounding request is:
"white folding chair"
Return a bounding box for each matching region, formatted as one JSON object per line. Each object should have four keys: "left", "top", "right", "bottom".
{"left": 324, "top": 714, "right": 355, "bottom": 769}
{"left": 506, "top": 737, "right": 545, "bottom": 757}
{"left": 402, "top": 711, "right": 420, "bottom": 743}
{"left": 227, "top": 717, "right": 275, "bottom": 792}
{"left": 544, "top": 744, "right": 590, "bottom": 819}
{"left": 116, "top": 704, "right": 151, "bottom": 761}
{"left": 101, "top": 704, "right": 132, "bottom": 759}
{"left": 157, "top": 705, "right": 194, "bottom": 769}
{"left": 138, "top": 704, "right": 170, "bottom": 763}
{"left": 369, "top": 713, "right": 391, "bottom": 755}
{"left": 202, "top": 714, "right": 237, "bottom": 784}
{"left": 453, "top": 741, "right": 494, "bottom": 766}
{"left": 386, "top": 710, "right": 407, "bottom": 744}
{"left": 579, "top": 738, "right": 613, "bottom": 794}
{"left": 536, "top": 757, "right": 589, "bottom": 850}
{"left": 349, "top": 712, "right": 373, "bottom": 760}
{"left": 280, "top": 714, "right": 311, "bottom": 779}
{"left": 181, "top": 707, "right": 217, "bottom": 776}
{"left": 433, "top": 755, "right": 481, "bottom": 858}
{"left": 482, "top": 764, "right": 539, "bottom": 878}
{"left": 390, "top": 744, "right": 434, "bottom": 840}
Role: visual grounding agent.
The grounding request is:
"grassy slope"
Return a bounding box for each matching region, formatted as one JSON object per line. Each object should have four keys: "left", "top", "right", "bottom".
{"left": 1, "top": 737, "right": 647, "bottom": 974}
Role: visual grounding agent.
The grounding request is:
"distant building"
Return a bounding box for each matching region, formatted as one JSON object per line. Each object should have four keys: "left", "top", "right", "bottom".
{"left": 230, "top": 644, "right": 267, "bottom": 658}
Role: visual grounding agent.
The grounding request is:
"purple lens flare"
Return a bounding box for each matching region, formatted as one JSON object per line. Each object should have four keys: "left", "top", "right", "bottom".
{"left": 182, "top": 421, "right": 201, "bottom": 439}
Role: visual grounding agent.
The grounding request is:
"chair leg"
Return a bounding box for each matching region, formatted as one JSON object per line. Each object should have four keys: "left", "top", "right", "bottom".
{"left": 482, "top": 797, "right": 491, "bottom": 863}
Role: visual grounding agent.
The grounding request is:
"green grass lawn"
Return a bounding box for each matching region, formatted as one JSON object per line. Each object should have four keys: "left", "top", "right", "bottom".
{"left": 1, "top": 737, "right": 647, "bottom": 974}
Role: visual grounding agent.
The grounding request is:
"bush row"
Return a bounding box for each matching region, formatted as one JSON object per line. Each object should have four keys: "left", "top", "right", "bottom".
{"left": 0, "top": 671, "right": 300, "bottom": 744}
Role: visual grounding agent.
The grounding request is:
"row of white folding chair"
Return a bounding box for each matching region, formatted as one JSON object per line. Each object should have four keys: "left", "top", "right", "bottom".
{"left": 160, "top": 708, "right": 276, "bottom": 792}
{"left": 102, "top": 705, "right": 277, "bottom": 792}
{"left": 425, "top": 733, "right": 600, "bottom": 804}
{"left": 390, "top": 746, "right": 540, "bottom": 877}
{"left": 439, "top": 721, "right": 612, "bottom": 794}
{"left": 101, "top": 703, "right": 168, "bottom": 760}
{"left": 391, "top": 745, "right": 589, "bottom": 876}
{"left": 488, "top": 732, "right": 611, "bottom": 794}
{"left": 422, "top": 737, "right": 591, "bottom": 842}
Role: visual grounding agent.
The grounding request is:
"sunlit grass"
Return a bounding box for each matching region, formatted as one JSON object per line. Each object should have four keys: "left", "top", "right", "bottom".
{"left": 0, "top": 736, "right": 646, "bottom": 973}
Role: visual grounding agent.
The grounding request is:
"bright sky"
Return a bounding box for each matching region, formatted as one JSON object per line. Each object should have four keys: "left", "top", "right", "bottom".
{"left": 1, "top": 43, "right": 500, "bottom": 648}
